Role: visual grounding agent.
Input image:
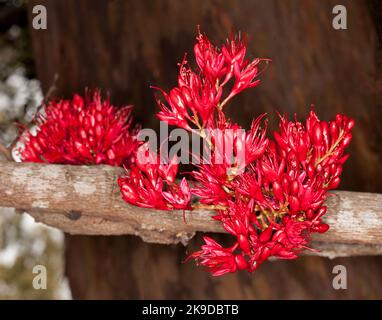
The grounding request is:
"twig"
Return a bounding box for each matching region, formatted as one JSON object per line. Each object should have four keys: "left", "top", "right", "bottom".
{"left": 43, "top": 73, "right": 59, "bottom": 102}
{"left": 0, "top": 142, "right": 12, "bottom": 161}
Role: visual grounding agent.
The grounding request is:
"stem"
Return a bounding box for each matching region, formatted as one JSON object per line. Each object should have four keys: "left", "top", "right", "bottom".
{"left": 192, "top": 119, "right": 213, "bottom": 150}
{"left": 192, "top": 203, "right": 227, "bottom": 211}
{"left": 315, "top": 130, "right": 345, "bottom": 167}
{"left": 218, "top": 93, "right": 233, "bottom": 110}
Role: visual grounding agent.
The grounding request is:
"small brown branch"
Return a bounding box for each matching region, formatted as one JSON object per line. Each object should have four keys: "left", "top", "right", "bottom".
{"left": 43, "top": 73, "right": 59, "bottom": 102}
{"left": 0, "top": 142, "right": 12, "bottom": 161}
{"left": 32, "top": 74, "right": 59, "bottom": 122}
{"left": 0, "top": 162, "right": 382, "bottom": 258}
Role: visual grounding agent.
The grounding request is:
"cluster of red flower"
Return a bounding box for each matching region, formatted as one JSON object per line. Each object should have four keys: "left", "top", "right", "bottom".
{"left": 188, "top": 108, "right": 353, "bottom": 275}
{"left": 19, "top": 29, "right": 354, "bottom": 276}
{"left": 120, "top": 29, "right": 354, "bottom": 275}
{"left": 119, "top": 143, "right": 191, "bottom": 210}
{"left": 19, "top": 91, "right": 139, "bottom": 166}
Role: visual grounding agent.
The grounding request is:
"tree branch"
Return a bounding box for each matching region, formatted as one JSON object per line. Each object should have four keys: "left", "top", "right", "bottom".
{"left": 0, "top": 143, "right": 12, "bottom": 161}
{"left": 0, "top": 162, "right": 382, "bottom": 257}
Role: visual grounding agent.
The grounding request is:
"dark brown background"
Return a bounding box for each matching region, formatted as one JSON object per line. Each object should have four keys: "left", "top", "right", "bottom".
{"left": 28, "top": 0, "right": 382, "bottom": 299}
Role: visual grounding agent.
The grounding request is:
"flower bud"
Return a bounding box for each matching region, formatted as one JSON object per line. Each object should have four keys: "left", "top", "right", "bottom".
{"left": 274, "top": 132, "right": 288, "bottom": 150}
{"left": 288, "top": 195, "right": 300, "bottom": 212}
{"left": 312, "top": 123, "right": 322, "bottom": 145}
{"left": 271, "top": 243, "right": 283, "bottom": 255}
{"left": 30, "top": 138, "right": 43, "bottom": 154}
{"left": 259, "top": 227, "right": 273, "bottom": 243}
{"left": 327, "top": 176, "right": 340, "bottom": 189}
{"left": 290, "top": 180, "right": 299, "bottom": 196}
{"left": 341, "top": 133, "right": 352, "bottom": 148}
{"left": 321, "top": 121, "right": 329, "bottom": 148}
{"left": 235, "top": 254, "right": 249, "bottom": 270}
{"left": 346, "top": 118, "right": 355, "bottom": 131}
{"left": 79, "top": 128, "right": 87, "bottom": 140}
{"left": 315, "top": 206, "right": 327, "bottom": 219}
{"left": 95, "top": 124, "right": 104, "bottom": 139}
{"left": 73, "top": 94, "right": 84, "bottom": 108}
{"left": 306, "top": 209, "right": 314, "bottom": 219}
{"left": 338, "top": 154, "right": 350, "bottom": 165}
{"left": 238, "top": 234, "right": 251, "bottom": 253}
{"left": 315, "top": 223, "right": 329, "bottom": 233}
{"left": 260, "top": 246, "right": 271, "bottom": 262}
{"left": 307, "top": 163, "right": 315, "bottom": 178}
{"left": 95, "top": 153, "right": 106, "bottom": 164}
{"left": 95, "top": 111, "right": 103, "bottom": 122}
{"left": 272, "top": 181, "right": 284, "bottom": 202}
{"left": 277, "top": 248, "right": 296, "bottom": 259}
{"left": 107, "top": 149, "right": 116, "bottom": 161}
{"left": 90, "top": 115, "right": 96, "bottom": 127}
{"left": 329, "top": 121, "right": 338, "bottom": 142}
{"left": 120, "top": 183, "right": 138, "bottom": 203}
{"left": 272, "top": 230, "right": 284, "bottom": 242}
{"left": 335, "top": 114, "right": 343, "bottom": 125}
{"left": 281, "top": 175, "right": 290, "bottom": 193}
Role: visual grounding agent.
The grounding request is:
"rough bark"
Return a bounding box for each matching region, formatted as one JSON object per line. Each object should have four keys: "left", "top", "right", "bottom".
{"left": 26, "top": 0, "right": 382, "bottom": 299}
{"left": 1, "top": 162, "right": 382, "bottom": 258}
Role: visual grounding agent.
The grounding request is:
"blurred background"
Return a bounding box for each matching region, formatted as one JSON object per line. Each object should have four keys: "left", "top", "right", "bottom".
{"left": 0, "top": 0, "right": 382, "bottom": 299}
{"left": 0, "top": 0, "right": 70, "bottom": 298}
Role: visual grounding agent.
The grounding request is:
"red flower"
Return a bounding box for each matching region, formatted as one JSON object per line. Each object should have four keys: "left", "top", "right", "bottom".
{"left": 118, "top": 143, "right": 191, "bottom": 210}
{"left": 194, "top": 30, "right": 227, "bottom": 84}
{"left": 154, "top": 28, "right": 267, "bottom": 132}
{"left": 162, "top": 178, "right": 191, "bottom": 210}
{"left": 18, "top": 90, "right": 139, "bottom": 166}
{"left": 244, "top": 114, "right": 269, "bottom": 165}
{"left": 188, "top": 237, "right": 248, "bottom": 276}
{"left": 16, "top": 27, "right": 354, "bottom": 277}
{"left": 192, "top": 109, "right": 353, "bottom": 275}
{"left": 191, "top": 162, "right": 232, "bottom": 206}
{"left": 119, "top": 28, "right": 354, "bottom": 276}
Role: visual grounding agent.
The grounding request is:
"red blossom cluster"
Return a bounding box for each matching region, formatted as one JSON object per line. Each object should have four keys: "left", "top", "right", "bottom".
{"left": 119, "top": 29, "right": 354, "bottom": 276}
{"left": 18, "top": 90, "right": 139, "bottom": 166}
{"left": 189, "top": 110, "right": 353, "bottom": 275}
{"left": 118, "top": 143, "right": 191, "bottom": 210}
{"left": 18, "top": 28, "right": 354, "bottom": 277}
{"left": 154, "top": 30, "right": 267, "bottom": 131}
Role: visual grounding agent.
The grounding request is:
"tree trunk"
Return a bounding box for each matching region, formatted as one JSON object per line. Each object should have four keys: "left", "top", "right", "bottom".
{"left": 28, "top": 0, "right": 382, "bottom": 299}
